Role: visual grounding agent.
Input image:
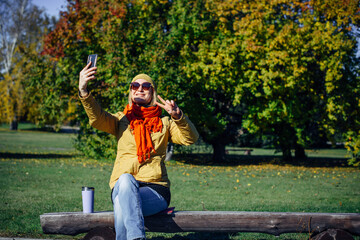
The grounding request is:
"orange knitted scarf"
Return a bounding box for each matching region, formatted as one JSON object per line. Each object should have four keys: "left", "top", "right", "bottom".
{"left": 124, "top": 104, "right": 163, "bottom": 163}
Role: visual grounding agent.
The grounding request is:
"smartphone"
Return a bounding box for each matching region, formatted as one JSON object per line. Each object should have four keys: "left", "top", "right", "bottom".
{"left": 87, "top": 54, "right": 98, "bottom": 68}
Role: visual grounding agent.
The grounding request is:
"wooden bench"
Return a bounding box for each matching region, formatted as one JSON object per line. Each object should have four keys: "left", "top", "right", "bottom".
{"left": 226, "top": 148, "right": 253, "bottom": 155}
{"left": 40, "top": 210, "right": 360, "bottom": 240}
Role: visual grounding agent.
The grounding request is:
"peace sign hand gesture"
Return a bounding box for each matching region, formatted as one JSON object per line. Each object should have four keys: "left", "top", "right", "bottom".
{"left": 155, "top": 95, "right": 182, "bottom": 120}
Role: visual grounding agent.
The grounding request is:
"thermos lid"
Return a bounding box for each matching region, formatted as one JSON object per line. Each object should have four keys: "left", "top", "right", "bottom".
{"left": 82, "top": 187, "right": 94, "bottom": 191}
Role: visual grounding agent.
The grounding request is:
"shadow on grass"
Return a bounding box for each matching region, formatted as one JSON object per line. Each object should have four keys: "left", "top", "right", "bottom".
{"left": 148, "top": 232, "right": 232, "bottom": 240}
{"left": 21, "top": 127, "right": 79, "bottom": 134}
{"left": 148, "top": 232, "right": 296, "bottom": 240}
{"left": 172, "top": 154, "right": 351, "bottom": 168}
{"left": 0, "top": 152, "right": 75, "bottom": 159}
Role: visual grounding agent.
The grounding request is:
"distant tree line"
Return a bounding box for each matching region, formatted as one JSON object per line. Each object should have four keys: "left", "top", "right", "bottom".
{"left": 0, "top": 0, "right": 57, "bottom": 130}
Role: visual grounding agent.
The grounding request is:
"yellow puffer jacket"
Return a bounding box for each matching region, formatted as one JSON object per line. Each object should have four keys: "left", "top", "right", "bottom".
{"left": 80, "top": 93, "right": 199, "bottom": 189}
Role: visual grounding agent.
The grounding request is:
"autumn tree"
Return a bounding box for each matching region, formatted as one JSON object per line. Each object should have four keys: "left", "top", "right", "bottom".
{"left": 197, "top": 0, "right": 360, "bottom": 162}
{"left": 38, "top": 0, "right": 359, "bottom": 164}
{"left": 161, "top": 0, "right": 246, "bottom": 162}
{"left": 0, "top": 0, "right": 52, "bottom": 129}
{"left": 39, "top": 0, "right": 178, "bottom": 159}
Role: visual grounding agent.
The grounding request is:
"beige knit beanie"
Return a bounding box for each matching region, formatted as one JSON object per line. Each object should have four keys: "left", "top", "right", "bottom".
{"left": 131, "top": 74, "right": 156, "bottom": 90}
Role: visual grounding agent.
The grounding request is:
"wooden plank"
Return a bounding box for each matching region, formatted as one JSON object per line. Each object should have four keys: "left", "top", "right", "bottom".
{"left": 40, "top": 211, "right": 360, "bottom": 236}
{"left": 40, "top": 211, "right": 114, "bottom": 235}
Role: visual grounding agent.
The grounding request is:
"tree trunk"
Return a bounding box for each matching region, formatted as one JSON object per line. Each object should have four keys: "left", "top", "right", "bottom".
{"left": 295, "top": 144, "right": 306, "bottom": 159}
{"left": 212, "top": 141, "right": 226, "bottom": 163}
{"left": 10, "top": 116, "right": 18, "bottom": 131}
{"left": 281, "top": 146, "right": 292, "bottom": 162}
{"left": 275, "top": 124, "right": 295, "bottom": 162}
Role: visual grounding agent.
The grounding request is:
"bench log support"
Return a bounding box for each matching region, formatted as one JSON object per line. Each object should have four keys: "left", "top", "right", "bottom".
{"left": 312, "top": 229, "right": 354, "bottom": 240}
{"left": 40, "top": 211, "right": 360, "bottom": 238}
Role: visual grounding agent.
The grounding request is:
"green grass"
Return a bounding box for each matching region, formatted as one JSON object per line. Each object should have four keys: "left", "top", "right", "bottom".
{"left": 0, "top": 125, "right": 359, "bottom": 239}
{"left": 0, "top": 123, "right": 77, "bottom": 154}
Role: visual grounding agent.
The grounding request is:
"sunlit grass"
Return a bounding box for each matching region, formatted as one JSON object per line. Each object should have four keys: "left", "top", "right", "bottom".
{"left": 168, "top": 161, "right": 359, "bottom": 213}
{"left": 0, "top": 130, "right": 77, "bottom": 154}
{"left": 0, "top": 126, "right": 359, "bottom": 239}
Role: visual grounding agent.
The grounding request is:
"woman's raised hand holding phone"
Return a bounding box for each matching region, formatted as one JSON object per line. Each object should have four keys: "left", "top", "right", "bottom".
{"left": 79, "top": 61, "right": 97, "bottom": 98}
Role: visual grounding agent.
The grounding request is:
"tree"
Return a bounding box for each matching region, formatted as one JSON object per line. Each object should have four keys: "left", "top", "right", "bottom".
{"left": 40, "top": 0, "right": 176, "bottom": 159}
{"left": 38, "top": 0, "right": 360, "bottom": 164}
{"left": 202, "top": 0, "right": 360, "bottom": 162}
{"left": 0, "top": 0, "right": 52, "bottom": 129}
{"left": 159, "top": 0, "right": 245, "bottom": 162}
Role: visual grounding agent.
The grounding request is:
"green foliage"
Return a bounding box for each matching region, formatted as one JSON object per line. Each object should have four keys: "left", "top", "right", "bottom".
{"left": 174, "top": 0, "right": 244, "bottom": 151}
{"left": 208, "top": 0, "right": 360, "bottom": 161}
{"left": 38, "top": 0, "right": 189, "bottom": 157}
{"left": 33, "top": 0, "right": 360, "bottom": 163}
{"left": 345, "top": 131, "right": 360, "bottom": 166}
{"left": 74, "top": 128, "right": 117, "bottom": 160}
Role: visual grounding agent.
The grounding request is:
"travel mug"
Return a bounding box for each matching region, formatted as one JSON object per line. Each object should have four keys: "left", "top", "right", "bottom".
{"left": 82, "top": 187, "right": 94, "bottom": 213}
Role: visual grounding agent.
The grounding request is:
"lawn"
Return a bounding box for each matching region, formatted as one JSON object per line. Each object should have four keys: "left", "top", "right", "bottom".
{"left": 0, "top": 125, "right": 359, "bottom": 239}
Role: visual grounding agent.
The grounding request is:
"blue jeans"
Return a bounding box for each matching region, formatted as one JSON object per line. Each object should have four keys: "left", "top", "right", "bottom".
{"left": 111, "top": 173, "right": 168, "bottom": 240}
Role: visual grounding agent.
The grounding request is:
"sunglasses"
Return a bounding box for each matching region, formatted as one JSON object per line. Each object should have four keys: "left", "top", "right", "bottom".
{"left": 130, "top": 82, "right": 152, "bottom": 91}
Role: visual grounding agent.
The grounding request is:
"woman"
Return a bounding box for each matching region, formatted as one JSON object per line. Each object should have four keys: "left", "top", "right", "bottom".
{"left": 78, "top": 62, "right": 199, "bottom": 240}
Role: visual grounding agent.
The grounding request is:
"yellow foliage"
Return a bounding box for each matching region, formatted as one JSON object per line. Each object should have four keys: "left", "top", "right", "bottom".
{"left": 0, "top": 73, "right": 25, "bottom": 124}
{"left": 345, "top": 131, "right": 360, "bottom": 166}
